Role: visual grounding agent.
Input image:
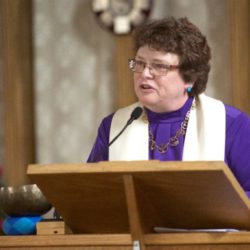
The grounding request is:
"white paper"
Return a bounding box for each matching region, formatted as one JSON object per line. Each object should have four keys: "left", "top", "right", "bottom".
{"left": 154, "top": 227, "right": 242, "bottom": 233}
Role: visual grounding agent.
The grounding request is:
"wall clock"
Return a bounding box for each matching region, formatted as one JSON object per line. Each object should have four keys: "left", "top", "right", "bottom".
{"left": 92, "top": 0, "right": 153, "bottom": 35}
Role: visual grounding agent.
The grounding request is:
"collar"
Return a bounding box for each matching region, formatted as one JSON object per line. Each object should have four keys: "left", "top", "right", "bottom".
{"left": 145, "top": 97, "right": 194, "bottom": 123}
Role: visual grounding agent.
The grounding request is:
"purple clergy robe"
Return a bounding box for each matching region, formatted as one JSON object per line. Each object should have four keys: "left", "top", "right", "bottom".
{"left": 87, "top": 97, "right": 250, "bottom": 198}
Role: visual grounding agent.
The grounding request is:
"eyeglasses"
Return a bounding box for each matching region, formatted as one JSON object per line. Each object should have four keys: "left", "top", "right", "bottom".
{"left": 128, "top": 59, "right": 179, "bottom": 76}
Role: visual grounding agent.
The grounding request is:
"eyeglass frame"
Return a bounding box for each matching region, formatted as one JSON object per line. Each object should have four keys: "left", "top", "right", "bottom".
{"left": 128, "top": 58, "right": 179, "bottom": 76}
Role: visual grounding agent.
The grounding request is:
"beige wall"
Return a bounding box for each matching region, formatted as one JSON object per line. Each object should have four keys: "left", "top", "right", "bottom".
{"left": 33, "top": 0, "right": 115, "bottom": 163}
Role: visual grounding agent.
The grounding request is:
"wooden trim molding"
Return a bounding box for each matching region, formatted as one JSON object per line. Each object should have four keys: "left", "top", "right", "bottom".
{"left": 230, "top": 0, "right": 250, "bottom": 115}
{"left": 0, "top": 0, "right": 35, "bottom": 186}
{"left": 115, "top": 35, "right": 137, "bottom": 109}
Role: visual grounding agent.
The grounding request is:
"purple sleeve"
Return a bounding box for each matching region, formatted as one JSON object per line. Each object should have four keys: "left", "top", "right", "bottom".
{"left": 225, "top": 105, "right": 250, "bottom": 198}
{"left": 87, "top": 114, "right": 113, "bottom": 162}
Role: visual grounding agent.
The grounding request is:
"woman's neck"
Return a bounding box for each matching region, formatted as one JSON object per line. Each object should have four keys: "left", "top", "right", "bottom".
{"left": 146, "top": 95, "right": 189, "bottom": 113}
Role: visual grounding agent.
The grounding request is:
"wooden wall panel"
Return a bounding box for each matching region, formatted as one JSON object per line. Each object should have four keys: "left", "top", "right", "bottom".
{"left": 0, "top": 0, "right": 35, "bottom": 186}
{"left": 230, "top": 0, "right": 250, "bottom": 115}
{"left": 115, "top": 35, "right": 137, "bottom": 109}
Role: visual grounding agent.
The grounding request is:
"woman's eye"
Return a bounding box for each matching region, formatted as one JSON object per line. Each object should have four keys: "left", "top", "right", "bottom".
{"left": 154, "top": 64, "right": 168, "bottom": 70}
{"left": 136, "top": 60, "right": 145, "bottom": 66}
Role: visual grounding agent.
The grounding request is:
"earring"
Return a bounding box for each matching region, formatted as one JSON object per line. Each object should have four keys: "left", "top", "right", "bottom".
{"left": 187, "top": 86, "right": 192, "bottom": 93}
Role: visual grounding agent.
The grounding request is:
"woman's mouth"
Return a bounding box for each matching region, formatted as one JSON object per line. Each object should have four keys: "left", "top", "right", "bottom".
{"left": 140, "top": 84, "right": 154, "bottom": 90}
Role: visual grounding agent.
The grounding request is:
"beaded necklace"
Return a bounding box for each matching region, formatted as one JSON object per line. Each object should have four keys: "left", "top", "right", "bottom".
{"left": 143, "top": 103, "right": 195, "bottom": 154}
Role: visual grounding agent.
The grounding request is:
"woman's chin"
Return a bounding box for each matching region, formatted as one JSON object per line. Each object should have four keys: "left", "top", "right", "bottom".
{"left": 138, "top": 97, "right": 158, "bottom": 108}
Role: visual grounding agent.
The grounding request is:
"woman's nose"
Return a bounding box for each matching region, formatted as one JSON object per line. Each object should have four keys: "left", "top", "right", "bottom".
{"left": 141, "top": 65, "right": 154, "bottom": 77}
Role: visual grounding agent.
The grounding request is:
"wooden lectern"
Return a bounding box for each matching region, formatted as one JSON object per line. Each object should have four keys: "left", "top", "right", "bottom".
{"left": 1, "top": 161, "right": 250, "bottom": 250}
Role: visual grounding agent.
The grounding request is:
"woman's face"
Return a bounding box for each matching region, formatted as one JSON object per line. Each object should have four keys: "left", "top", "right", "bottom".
{"left": 133, "top": 46, "right": 189, "bottom": 112}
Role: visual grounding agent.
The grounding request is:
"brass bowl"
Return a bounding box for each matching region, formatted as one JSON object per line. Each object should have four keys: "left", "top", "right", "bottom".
{"left": 0, "top": 184, "right": 52, "bottom": 216}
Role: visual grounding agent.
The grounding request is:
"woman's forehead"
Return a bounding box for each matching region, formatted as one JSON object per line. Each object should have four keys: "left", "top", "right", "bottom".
{"left": 136, "top": 46, "right": 180, "bottom": 64}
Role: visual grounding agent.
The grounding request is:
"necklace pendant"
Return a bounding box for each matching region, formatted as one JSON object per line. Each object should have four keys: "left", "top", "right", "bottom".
{"left": 158, "top": 144, "right": 168, "bottom": 154}
{"left": 159, "top": 148, "right": 167, "bottom": 153}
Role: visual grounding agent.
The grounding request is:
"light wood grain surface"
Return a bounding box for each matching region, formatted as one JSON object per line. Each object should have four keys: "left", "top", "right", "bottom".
{"left": 27, "top": 161, "right": 250, "bottom": 236}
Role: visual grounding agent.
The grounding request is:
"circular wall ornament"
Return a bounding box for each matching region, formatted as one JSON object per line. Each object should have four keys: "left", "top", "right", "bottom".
{"left": 92, "top": 0, "right": 153, "bottom": 35}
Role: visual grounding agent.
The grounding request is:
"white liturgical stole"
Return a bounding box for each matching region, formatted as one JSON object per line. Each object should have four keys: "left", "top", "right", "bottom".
{"left": 109, "top": 94, "right": 225, "bottom": 161}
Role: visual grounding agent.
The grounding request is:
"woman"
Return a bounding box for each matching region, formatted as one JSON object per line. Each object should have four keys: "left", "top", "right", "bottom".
{"left": 87, "top": 17, "right": 250, "bottom": 198}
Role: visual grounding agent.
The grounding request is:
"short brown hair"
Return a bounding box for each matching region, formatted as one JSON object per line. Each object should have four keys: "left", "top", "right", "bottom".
{"left": 133, "top": 17, "right": 211, "bottom": 96}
